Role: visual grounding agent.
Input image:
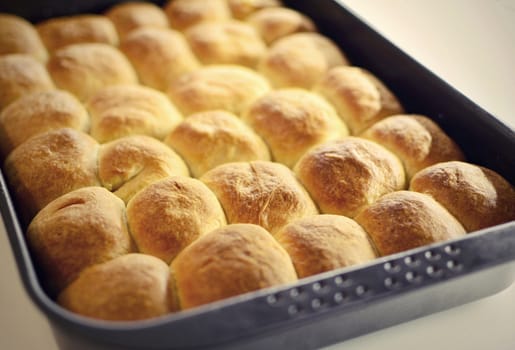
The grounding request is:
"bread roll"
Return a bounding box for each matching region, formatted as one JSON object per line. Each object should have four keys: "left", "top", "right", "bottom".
{"left": 258, "top": 32, "right": 348, "bottom": 89}
{"left": 355, "top": 191, "right": 466, "bottom": 256}
{"left": 47, "top": 43, "right": 138, "bottom": 101}
{"left": 314, "top": 66, "right": 404, "bottom": 134}
{"left": 58, "top": 254, "right": 177, "bottom": 321}
{"left": 172, "top": 224, "right": 297, "bottom": 309}
{"left": 4, "top": 128, "right": 100, "bottom": 221}
{"left": 410, "top": 161, "right": 515, "bottom": 232}
{"left": 167, "top": 65, "right": 270, "bottom": 116}
{"left": 26, "top": 187, "right": 132, "bottom": 296}
{"left": 247, "top": 7, "right": 316, "bottom": 45}
{"left": 185, "top": 20, "right": 266, "bottom": 68}
{"left": 201, "top": 161, "right": 318, "bottom": 234}
{"left": 105, "top": 2, "right": 169, "bottom": 39}
{"left": 87, "top": 85, "right": 182, "bottom": 143}
{"left": 0, "top": 54, "right": 54, "bottom": 110}
{"left": 164, "top": 0, "right": 231, "bottom": 31}
{"left": 165, "top": 110, "right": 270, "bottom": 177}
{"left": 98, "top": 135, "right": 189, "bottom": 203}
{"left": 275, "top": 215, "right": 377, "bottom": 278}
{"left": 294, "top": 137, "right": 405, "bottom": 218}
{"left": 0, "top": 90, "right": 89, "bottom": 158}
{"left": 228, "top": 0, "right": 281, "bottom": 19}
{"left": 37, "top": 15, "right": 118, "bottom": 52}
{"left": 0, "top": 14, "right": 48, "bottom": 62}
{"left": 120, "top": 28, "right": 199, "bottom": 91}
{"left": 127, "top": 176, "right": 227, "bottom": 263}
{"left": 361, "top": 115, "right": 465, "bottom": 179}
{"left": 243, "top": 88, "right": 348, "bottom": 168}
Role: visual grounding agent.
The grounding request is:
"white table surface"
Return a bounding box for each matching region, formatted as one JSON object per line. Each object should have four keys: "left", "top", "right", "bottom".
{"left": 1, "top": 1, "right": 514, "bottom": 349}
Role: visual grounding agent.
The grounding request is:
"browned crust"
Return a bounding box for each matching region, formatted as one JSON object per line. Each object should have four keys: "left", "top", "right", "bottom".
{"left": 105, "top": 2, "right": 169, "bottom": 39}
{"left": 164, "top": 0, "right": 231, "bottom": 31}
{"left": 228, "top": 0, "right": 282, "bottom": 19}
{"left": 0, "top": 14, "right": 48, "bottom": 62}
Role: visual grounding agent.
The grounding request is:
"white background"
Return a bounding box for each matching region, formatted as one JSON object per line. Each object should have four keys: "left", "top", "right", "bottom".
{"left": 1, "top": 1, "right": 514, "bottom": 349}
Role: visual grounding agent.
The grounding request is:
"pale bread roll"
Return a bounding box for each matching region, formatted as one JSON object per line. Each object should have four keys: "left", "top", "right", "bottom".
{"left": 258, "top": 32, "right": 348, "bottom": 89}
{"left": 4, "top": 128, "right": 100, "bottom": 221}
{"left": 295, "top": 137, "right": 405, "bottom": 218}
{"left": 228, "top": 0, "right": 282, "bottom": 19}
{"left": 27, "top": 187, "right": 132, "bottom": 296}
{"left": 355, "top": 191, "right": 466, "bottom": 256}
{"left": 410, "top": 161, "right": 515, "bottom": 232}
{"left": 167, "top": 65, "right": 270, "bottom": 116}
{"left": 86, "top": 84, "right": 183, "bottom": 143}
{"left": 127, "top": 176, "right": 227, "bottom": 263}
{"left": 98, "top": 135, "right": 189, "bottom": 203}
{"left": 201, "top": 161, "right": 318, "bottom": 234}
{"left": 243, "top": 88, "right": 349, "bottom": 168}
{"left": 314, "top": 66, "right": 404, "bottom": 134}
{"left": 185, "top": 20, "right": 267, "bottom": 68}
{"left": 247, "top": 7, "right": 316, "bottom": 44}
{"left": 275, "top": 215, "right": 377, "bottom": 278}
{"left": 361, "top": 114, "right": 465, "bottom": 179}
{"left": 165, "top": 110, "right": 270, "bottom": 177}
{"left": 47, "top": 43, "right": 138, "bottom": 102}
{"left": 164, "top": 0, "right": 231, "bottom": 31}
{"left": 58, "top": 254, "right": 177, "bottom": 321}
{"left": 0, "top": 14, "right": 48, "bottom": 62}
{"left": 37, "top": 15, "right": 118, "bottom": 52}
{"left": 105, "top": 2, "right": 169, "bottom": 39}
{"left": 172, "top": 224, "right": 297, "bottom": 309}
{"left": 120, "top": 27, "right": 199, "bottom": 91}
{"left": 0, "top": 90, "right": 89, "bottom": 158}
{"left": 0, "top": 54, "right": 54, "bottom": 110}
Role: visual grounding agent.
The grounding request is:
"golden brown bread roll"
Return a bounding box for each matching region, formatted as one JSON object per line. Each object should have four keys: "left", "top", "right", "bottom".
{"left": 246, "top": 7, "right": 316, "bottom": 45}
{"left": 86, "top": 84, "right": 183, "bottom": 143}
{"left": 200, "top": 160, "right": 318, "bottom": 234}
{"left": 4, "top": 128, "right": 100, "bottom": 221}
{"left": 355, "top": 191, "right": 466, "bottom": 256}
{"left": 0, "top": 14, "right": 48, "bottom": 62}
{"left": 0, "top": 90, "right": 89, "bottom": 158}
{"left": 242, "top": 88, "right": 349, "bottom": 168}
{"left": 120, "top": 27, "right": 200, "bottom": 91}
{"left": 314, "top": 66, "right": 404, "bottom": 134}
{"left": 167, "top": 65, "right": 270, "bottom": 116}
{"left": 294, "top": 137, "right": 405, "bottom": 218}
{"left": 164, "top": 0, "right": 231, "bottom": 31}
{"left": 26, "top": 187, "right": 133, "bottom": 296}
{"left": 361, "top": 114, "right": 465, "bottom": 179}
{"left": 36, "top": 14, "right": 118, "bottom": 52}
{"left": 228, "top": 0, "right": 282, "bottom": 19}
{"left": 410, "top": 161, "right": 515, "bottom": 232}
{"left": 0, "top": 54, "right": 54, "bottom": 110}
{"left": 165, "top": 110, "right": 270, "bottom": 177}
{"left": 98, "top": 135, "right": 189, "bottom": 203}
{"left": 58, "top": 253, "right": 177, "bottom": 321}
{"left": 275, "top": 215, "right": 377, "bottom": 278}
{"left": 172, "top": 223, "right": 297, "bottom": 309}
{"left": 127, "top": 176, "right": 227, "bottom": 263}
{"left": 47, "top": 43, "right": 138, "bottom": 102}
{"left": 184, "top": 20, "right": 267, "bottom": 68}
{"left": 105, "top": 2, "right": 169, "bottom": 39}
{"left": 258, "top": 32, "right": 349, "bottom": 89}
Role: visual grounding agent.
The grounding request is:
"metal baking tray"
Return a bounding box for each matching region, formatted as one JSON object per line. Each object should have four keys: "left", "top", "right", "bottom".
{"left": 1, "top": 0, "right": 514, "bottom": 349}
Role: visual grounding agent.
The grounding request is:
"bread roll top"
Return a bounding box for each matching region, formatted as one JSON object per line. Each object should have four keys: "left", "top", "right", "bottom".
{"left": 172, "top": 223, "right": 297, "bottom": 309}
{"left": 105, "top": 2, "right": 169, "bottom": 39}
{"left": 164, "top": 0, "right": 231, "bottom": 31}
{"left": 410, "top": 161, "right": 515, "bottom": 232}
{"left": 0, "top": 14, "right": 48, "bottom": 62}
{"left": 165, "top": 110, "right": 271, "bottom": 177}
{"left": 275, "top": 214, "right": 377, "bottom": 278}
{"left": 355, "top": 191, "right": 466, "bottom": 256}
{"left": 27, "top": 187, "right": 132, "bottom": 296}
{"left": 58, "top": 253, "right": 176, "bottom": 321}
{"left": 228, "top": 0, "right": 282, "bottom": 19}
{"left": 201, "top": 160, "right": 318, "bottom": 234}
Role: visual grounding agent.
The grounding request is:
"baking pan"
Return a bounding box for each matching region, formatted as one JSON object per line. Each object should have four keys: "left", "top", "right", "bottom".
{"left": 1, "top": 0, "right": 515, "bottom": 349}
